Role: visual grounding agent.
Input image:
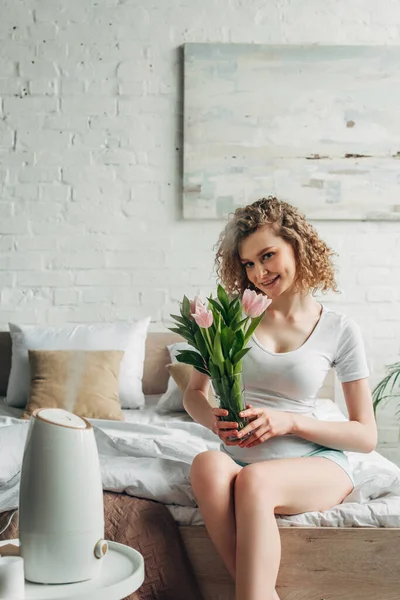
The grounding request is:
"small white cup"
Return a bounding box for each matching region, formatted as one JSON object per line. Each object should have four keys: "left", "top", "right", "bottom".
{"left": 0, "top": 556, "right": 25, "bottom": 599}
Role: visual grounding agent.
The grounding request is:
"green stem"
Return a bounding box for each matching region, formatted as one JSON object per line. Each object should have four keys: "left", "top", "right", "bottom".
{"left": 211, "top": 373, "right": 249, "bottom": 440}
{"left": 205, "top": 328, "right": 213, "bottom": 355}
{"left": 200, "top": 327, "right": 214, "bottom": 358}
{"left": 243, "top": 316, "right": 250, "bottom": 336}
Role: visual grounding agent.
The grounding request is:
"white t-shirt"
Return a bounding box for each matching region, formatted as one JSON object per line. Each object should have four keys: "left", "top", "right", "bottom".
{"left": 222, "top": 304, "right": 370, "bottom": 464}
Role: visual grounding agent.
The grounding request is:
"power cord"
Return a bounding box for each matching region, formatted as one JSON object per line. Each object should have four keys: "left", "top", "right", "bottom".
{"left": 0, "top": 510, "right": 17, "bottom": 536}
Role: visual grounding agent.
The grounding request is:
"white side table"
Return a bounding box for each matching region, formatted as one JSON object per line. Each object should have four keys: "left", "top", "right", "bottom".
{"left": 0, "top": 539, "right": 144, "bottom": 600}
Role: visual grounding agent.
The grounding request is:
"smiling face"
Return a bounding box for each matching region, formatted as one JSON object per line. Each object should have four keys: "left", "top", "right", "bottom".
{"left": 238, "top": 225, "right": 298, "bottom": 296}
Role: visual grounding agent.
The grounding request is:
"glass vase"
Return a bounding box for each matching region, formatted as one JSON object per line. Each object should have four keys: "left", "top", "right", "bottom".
{"left": 210, "top": 372, "right": 250, "bottom": 442}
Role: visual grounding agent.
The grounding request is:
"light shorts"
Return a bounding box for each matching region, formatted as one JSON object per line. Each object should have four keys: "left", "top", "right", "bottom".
{"left": 232, "top": 446, "right": 355, "bottom": 488}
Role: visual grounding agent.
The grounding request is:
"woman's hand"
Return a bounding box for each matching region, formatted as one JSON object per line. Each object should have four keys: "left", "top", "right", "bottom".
{"left": 211, "top": 408, "right": 241, "bottom": 446}
{"left": 236, "top": 406, "right": 295, "bottom": 448}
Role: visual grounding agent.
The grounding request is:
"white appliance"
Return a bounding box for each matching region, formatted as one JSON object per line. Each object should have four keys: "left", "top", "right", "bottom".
{"left": 19, "top": 408, "right": 108, "bottom": 584}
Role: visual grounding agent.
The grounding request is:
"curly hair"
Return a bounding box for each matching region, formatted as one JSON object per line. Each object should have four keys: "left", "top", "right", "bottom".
{"left": 214, "top": 196, "right": 339, "bottom": 297}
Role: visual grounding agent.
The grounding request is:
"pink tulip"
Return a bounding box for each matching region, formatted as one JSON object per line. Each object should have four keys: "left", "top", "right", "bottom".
{"left": 190, "top": 294, "right": 204, "bottom": 315}
{"left": 242, "top": 289, "right": 272, "bottom": 318}
{"left": 191, "top": 304, "right": 214, "bottom": 328}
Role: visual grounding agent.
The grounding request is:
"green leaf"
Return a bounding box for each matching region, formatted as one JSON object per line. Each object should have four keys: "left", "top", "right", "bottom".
{"left": 212, "top": 328, "right": 225, "bottom": 371}
{"left": 231, "top": 328, "right": 245, "bottom": 357}
{"left": 209, "top": 320, "right": 217, "bottom": 338}
{"left": 217, "top": 284, "right": 230, "bottom": 312}
{"left": 194, "top": 329, "right": 209, "bottom": 360}
{"left": 176, "top": 350, "right": 207, "bottom": 371}
{"left": 199, "top": 325, "right": 214, "bottom": 356}
{"left": 193, "top": 365, "right": 211, "bottom": 376}
{"left": 234, "top": 360, "right": 243, "bottom": 374}
{"left": 181, "top": 296, "right": 191, "bottom": 319}
{"left": 175, "top": 355, "right": 210, "bottom": 376}
{"left": 373, "top": 365, "right": 400, "bottom": 417}
{"left": 208, "top": 361, "right": 220, "bottom": 379}
{"left": 221, "top": 326, "right": 235, "bottom": 358}
{"left": 207, "top": 297, "right": 226, "bottom": 319}
{"left": 170, "top": 314, "right": 190, "bottom": 326}
{"left": 231, "top": 347, "right": 251, "bottom": 365}
{"left": 227, "top": 297, "right": 241, "bottom": 323}
{"left": 224, "top": 358, "right": 233, "bottom": 376}
{"left": 231, "top": 316, "right": 249, "bottom": 332}
{"left": 372, "top": 374, "right": 393, "bottom": 414}
{"left": 390, "top": 370, "right": 400, "bottom": 393}
{"left": 228, "top": 295, "right": 240, "bottom": 309}
{"left": 243, "top": 312, "right": 266, "bottom": 344}
{"left": 167, "top": 326, "right": 191, "bottom": 339}
{"left": 168, "top": 323, "right": 193, "bottom": 338}
{"left": 216, "top": 311, "right": 222, "bottom": 333}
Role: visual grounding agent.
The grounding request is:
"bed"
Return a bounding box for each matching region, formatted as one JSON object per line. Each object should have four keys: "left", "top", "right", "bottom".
{"left": 1, "top": 330, "right": 400, "bottom": 600}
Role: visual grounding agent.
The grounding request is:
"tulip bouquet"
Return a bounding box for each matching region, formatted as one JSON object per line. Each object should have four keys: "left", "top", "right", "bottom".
{"left": 169, "top": 285, "right": 271, "bottom": 438}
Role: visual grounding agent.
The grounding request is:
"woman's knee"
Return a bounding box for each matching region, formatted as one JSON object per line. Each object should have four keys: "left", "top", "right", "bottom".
{"left": 190, "top": 450, "right": 238, "bottom": 492}
{"left": 235, "top": 463, "right": 278, "bottom": 505}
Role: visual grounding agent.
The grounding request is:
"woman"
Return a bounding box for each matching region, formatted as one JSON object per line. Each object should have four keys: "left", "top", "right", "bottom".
{"left": 183, "top": 196, "right": 377, "bottom": 600}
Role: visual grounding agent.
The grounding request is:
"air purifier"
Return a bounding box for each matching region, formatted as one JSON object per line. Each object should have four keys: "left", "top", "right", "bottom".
{"left": 19, "top": 408, "right": 107, "bottom": 584}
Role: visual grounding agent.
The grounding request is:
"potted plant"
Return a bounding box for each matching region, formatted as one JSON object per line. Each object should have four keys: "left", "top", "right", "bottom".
{"left": 372, "top": 361, "right": 400, "bottom": 416}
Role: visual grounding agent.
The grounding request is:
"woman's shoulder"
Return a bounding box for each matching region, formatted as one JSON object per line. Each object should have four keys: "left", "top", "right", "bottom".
{"left": 321, "top": 304, "right": 364, "bottom": 342}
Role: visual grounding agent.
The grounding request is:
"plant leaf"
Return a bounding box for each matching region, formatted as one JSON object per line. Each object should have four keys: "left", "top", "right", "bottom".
{"left": 224, "top": 358, "right": 233, "bottom": 376}
{"left": 231, "top": 328, "right": 245, "bottom": 357}
{"left": 193, "top": 365, "right": 211, "bottom": 376}
{"left": 170, "top": 314, "right": 189, "bottom": 326}
{"left": 221, "top": 326, "right": 235, "bottom": 358}
{"left": 390, "top": 370, "right": 400, "bottom": 393}
{"left": 212, "top": 328, "right": 225, "bottom": 371}
{"left": 181, "top": 296, "right": 191, "bottom": 319}
{"left": 243, "top": 312, "right": 266, "bottom": 344}
{"left": 373, "top": 373, "right": 395, "bottom": 414}
{"left": 231, "top": 347, "right": 251, "bottom": 365}
{"left": 207, "top": 297, "right": 226, "bottom": 323}
{"left": 168, "top": 326, "right": 191, "bottom": 338}
{"left": 176, "top": 350, "right": 207, "bottom": 371}
{"left": 233, "top": 360, "right": 243, "bottom": 374}
{"left": 231, "top": 316, "right": 248, "bottom": 332}
{"left": 194, "top": 329, "right": 209, "bottom": 360}
{"left": 217, "top": 284, "right": 230, "bottom": 312}
{"left": 208, "top": 362, "right": 220, "bottom": 379}
{"left": 228, "top": 295, "right": 240, "bottom": 309}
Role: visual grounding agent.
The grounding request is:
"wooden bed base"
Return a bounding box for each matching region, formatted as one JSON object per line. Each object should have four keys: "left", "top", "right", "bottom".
{"left": 180, "top": 525, "right": 400, "bottom": 600}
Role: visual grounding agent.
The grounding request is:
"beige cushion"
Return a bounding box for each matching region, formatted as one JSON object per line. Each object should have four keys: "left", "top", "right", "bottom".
{"left": 22, "top": 350, "right": 125, "bottom": 421}
{"left": 167, "top": 363, "right": 217, "bottom": 407}
{"left": 142, "top": 332, "right": 183, "bottom": 395}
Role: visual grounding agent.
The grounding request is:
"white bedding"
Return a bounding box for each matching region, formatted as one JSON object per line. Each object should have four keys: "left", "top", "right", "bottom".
{"left": 1, "top": 397, "right": 400, "bottom": 528}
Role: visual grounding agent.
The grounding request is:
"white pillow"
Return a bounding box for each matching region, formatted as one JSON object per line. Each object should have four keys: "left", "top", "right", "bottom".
{"left": 6, "top": 319, "right": 151, "bottom": 410}
{"left": 157, "top": 342, "right": 194, "bottom": 413}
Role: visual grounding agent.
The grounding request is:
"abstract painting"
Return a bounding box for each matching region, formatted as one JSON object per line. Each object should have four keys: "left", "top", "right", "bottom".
{"left": 183, "top": 44, "right": 400, "bottom": 220}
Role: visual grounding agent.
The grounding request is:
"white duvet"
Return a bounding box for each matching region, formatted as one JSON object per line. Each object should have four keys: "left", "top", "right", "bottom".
{"left": 1, "top": 398, "right": 400, "bottom": 528}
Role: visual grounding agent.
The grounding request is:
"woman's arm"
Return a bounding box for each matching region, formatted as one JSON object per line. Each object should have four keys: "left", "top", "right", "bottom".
{"left": 183, "top": 369, "right": 215, "bottom": 430}
{"left": 292, "top": 378, "right": 378, "bottom": 453}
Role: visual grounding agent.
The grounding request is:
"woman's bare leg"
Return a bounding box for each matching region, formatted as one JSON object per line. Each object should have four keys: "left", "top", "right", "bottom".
{"left": 234, "top": 456, "right": 353, "bottom": 600}
{"left": 190, "top": 450, "right": 241, "bottom": 578}
{"left": 191, "top": 450, "right": 281, "bottom": 598}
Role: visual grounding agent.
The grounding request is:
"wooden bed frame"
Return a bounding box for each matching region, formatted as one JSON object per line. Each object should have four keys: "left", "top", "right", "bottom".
{"left": 1, "top": 330, "right": 399, "bottom": 599}
{"left": 180, "top": 526, "right": 400, "bottom": 599}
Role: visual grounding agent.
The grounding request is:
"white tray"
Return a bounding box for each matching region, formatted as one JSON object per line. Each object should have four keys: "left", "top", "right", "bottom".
{"left": 0, "top": 540, "right": 144, "bottom": 600}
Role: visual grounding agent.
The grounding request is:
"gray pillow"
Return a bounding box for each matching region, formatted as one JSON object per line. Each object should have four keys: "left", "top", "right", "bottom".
{"left": 156, "top": 342, "right": 193, "bottom": 412}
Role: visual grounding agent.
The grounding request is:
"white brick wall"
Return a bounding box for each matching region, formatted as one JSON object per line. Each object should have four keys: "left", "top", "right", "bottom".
{"left": 1, "top": 0, "right": 400, "bottom": 458}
